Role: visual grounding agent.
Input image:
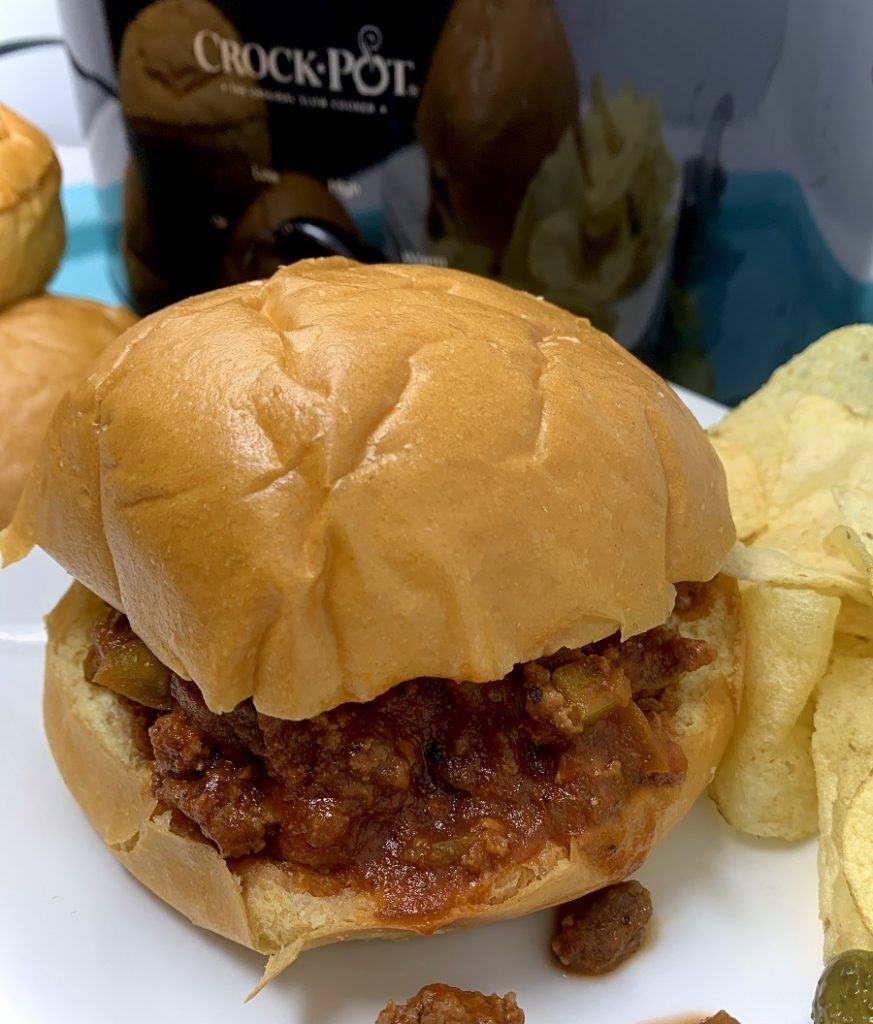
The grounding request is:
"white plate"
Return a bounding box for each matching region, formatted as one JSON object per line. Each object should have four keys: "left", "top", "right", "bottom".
{"left": 0, "top": 388, "right": 821, "bottom": 1024}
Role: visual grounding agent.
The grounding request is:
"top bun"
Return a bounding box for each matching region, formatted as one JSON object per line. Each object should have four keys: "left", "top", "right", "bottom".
{"left": 0, "top": 104, "right": 65, "bottom": 310}
{"left": 0, "top": 294, "right": 136, "bottom": 527}
{"left": 3, "top": 259, "right": 734, "bottom": 720}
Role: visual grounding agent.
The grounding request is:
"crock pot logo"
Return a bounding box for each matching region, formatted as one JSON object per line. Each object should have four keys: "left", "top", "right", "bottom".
{"left": 192, "top": 23, "right": 418, "bottom": 98}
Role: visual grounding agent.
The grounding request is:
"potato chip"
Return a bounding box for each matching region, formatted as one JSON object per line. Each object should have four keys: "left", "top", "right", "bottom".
{"left": 844, "top": 771, "right": 873, "bottom": 940}
{"left": 818, "top": 830, "right": 873, "bottom": 959}
{"left": 721, "top": 542, "right": 870, "bottom": 604}
{"left": 812, "top": 654, "right": 873, "bottom": 957}
{"left": 710, "top": 325, "right": 873, "bottom": 505}
{"left": 710, "top": 584, "right": 839, "bottom": 839}
{"left": 708, "top": 327, "right": 873, "bottom": 960}
{"left": 768, "top": 396, "right": 873, "bottom": 513}
{"left": 707, "top": 437, "right": 767, "bottom": 541}
{"left": 831, "top": 635, "right": 873, "bottom": 660}
{"left": 760, "top": 323, "right": 873, "bottom": 418}
{"left": 757, "top": 491, "right": 870, "bottom": 588}
{"left": 832, "top": 487, "right": 873, "bottom": 593}
{"left": 709, "top": 393, "right": 790, "bottom": 498}
{"left": 835, "top": 598, "right": 873, "bottom": 641}
{"left": 713, "top": 398, "right": 873, "bottom": 607}
{"left": 825, "top": 525, "right": 866, "bottom": 576}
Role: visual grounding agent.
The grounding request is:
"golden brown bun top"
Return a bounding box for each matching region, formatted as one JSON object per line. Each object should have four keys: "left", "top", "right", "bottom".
{"left": 118, "top": 0, "right": 263, "bottom": 127}
{"left": 0, "top": 103, "right": 58, "bottom": 214}
{"left": 0, "top": 104, "right": 65, "bottom": 310}
{"left": 415, "top": 0, "right": 579, "bottom": 250}
{"left": 3, "top": 258, "right": 734, "bottom": 719}
{"left": 0, "top": 295, "right": 137, "bottom": 527}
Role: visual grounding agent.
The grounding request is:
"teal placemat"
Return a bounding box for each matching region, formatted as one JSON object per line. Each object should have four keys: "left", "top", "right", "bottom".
{"left": 49, "top": 182, "right": 123, "bottom": 306}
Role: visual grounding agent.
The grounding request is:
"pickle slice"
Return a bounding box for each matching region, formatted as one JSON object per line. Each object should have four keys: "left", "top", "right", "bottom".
{"left": 551, "top": 660, "right": 632, "bottom": 727}
{"left": 813, "top": 949, "right": 873, "bottom": 1024}
{"left": 91, "top": 636, "right": 172, "bottom": 710}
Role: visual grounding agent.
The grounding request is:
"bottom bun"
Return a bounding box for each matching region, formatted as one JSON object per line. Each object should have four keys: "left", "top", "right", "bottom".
{"left": 43, "top": 577, "right": 743, "bottom": 990}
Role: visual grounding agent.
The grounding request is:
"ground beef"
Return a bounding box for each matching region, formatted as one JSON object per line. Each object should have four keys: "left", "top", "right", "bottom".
{"left": 87, "top": 583, "right": 716, "bottom": 922}
{"left": 375, "top": 984, "right": 524, "bottom": 1024}
{"left": 150, "top": 708, "right": 278, "bottom": 859}
{"left": 551, "top": 880, "right": 653, "bottom": 974}
{"left": 591, "top": 626, "right": 714, "bottom": 695}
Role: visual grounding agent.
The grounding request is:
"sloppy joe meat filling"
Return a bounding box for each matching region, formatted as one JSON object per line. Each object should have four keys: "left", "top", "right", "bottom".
{"left": 375, "top": 984, "right": 525, "bottom": 1024}
{"left": 85, "top": 584, "right": 715, "bottom": 922}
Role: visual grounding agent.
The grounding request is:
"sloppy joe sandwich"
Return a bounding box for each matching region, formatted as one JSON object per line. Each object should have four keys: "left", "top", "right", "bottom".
{"left": 0, "top": 104, "right": 65, "bottom": 311}
{"left": 0, "top": 294, "right": 136, "bottom": 527}
{"left": 1, "top": 258, "right": 743, "bottom": 985}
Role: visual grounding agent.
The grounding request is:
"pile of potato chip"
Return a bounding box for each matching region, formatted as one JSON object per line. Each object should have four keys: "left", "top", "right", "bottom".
{"left": 434, "top": 75, "right": 677, "bottom": 333}
{"left": 706, "top": 325, "right": 873, "bottom": 958}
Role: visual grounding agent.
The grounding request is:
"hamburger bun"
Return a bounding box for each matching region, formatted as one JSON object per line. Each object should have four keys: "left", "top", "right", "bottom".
{"left": 0, "top": 104, "right": 66, "bottom": 310}
{"left": 0, "top": 294, "right": 136, "bottom": 526}
{"left": 2, "top": 258, "right": 741, "bottom": 983}
{"left": 5, "top": 259, "right": 734, "bottom": 719}
{"left": 416, "top": 0, "right": 579, "bottom": 252}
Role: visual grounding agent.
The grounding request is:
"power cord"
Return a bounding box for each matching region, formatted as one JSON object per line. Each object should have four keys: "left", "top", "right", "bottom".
{"left": 0, "top": 37, "right": 116, "bottom": 97}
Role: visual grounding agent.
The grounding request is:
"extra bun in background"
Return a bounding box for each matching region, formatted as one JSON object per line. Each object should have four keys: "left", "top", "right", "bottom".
{"left": 0, "top": 295, "right": 137, "bottom": 526}
{"left": 0, "top": 104, "right": 66, "bottom": 311}
{"left": 415, "top": 0, "right": 579, "bottom": 253}
{"left": 2, "top": 259, "right": 741, "bottom": 983}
